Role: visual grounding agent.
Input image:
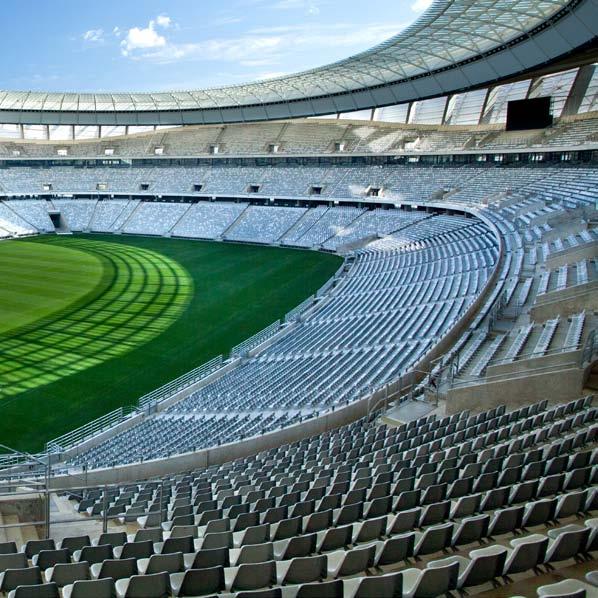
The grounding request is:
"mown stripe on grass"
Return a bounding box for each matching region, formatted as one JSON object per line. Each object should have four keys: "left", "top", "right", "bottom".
{"left": 0, "top": 237, "right": 192, "bottom": 399}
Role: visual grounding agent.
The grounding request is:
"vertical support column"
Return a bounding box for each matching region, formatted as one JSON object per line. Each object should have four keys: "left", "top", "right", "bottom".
{"left": 102, "top": 485, "right": 108, "bottom": 533}
{"left": 406, "top": 101, "right": 414, "bottom": 125}
{"left": 159, "top": 481, "right": 164, "bottom": 527}
{"left": 44, "top": 461, "right": 51, "bottom": 539}
{"left": 478, "top": 87, "right": 491, "bottom": 125}
{"left": 562, "top": 65, "right": 595, "bottom": 117}
{"left": 441, "top": 94, "right": 452, "bottom": 126}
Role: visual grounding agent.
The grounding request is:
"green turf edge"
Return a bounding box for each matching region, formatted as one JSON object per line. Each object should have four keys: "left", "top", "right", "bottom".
{"left": 0, "top": 237, "right": 116, "bottom": 340}
{"left": 0, "top": 233, "right": 342, "bottom": 452}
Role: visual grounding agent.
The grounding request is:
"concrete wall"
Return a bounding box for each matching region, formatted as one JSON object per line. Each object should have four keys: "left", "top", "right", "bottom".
{"left": 447, "top": 365, "right": 585, "bottom": 414}
{"left": 0, "top": 493, "right": 44, "bottom": 532}
{"left": 546, "top": 243, "right": 598, "bottom": 269}
{"left": 486, "top": 349, "right": 582, "bottom": 378}
{"left": 49, "top": 392, "right": 378, "bottom": 489}
{"left": 531, "top": 281, "right": 598, "bottom": 321}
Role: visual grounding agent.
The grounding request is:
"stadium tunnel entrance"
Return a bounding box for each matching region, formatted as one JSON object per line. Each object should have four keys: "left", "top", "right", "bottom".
{"left": 48, "top": 210, "right": 71, "bottom": 234}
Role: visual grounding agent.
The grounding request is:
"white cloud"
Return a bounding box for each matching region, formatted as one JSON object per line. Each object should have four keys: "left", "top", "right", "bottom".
{"left": 121, "top": 21, "right": 404, "bottom": 65}
{"left": 82, "top": 29, "right": 104, "bottom": 43}
{"left": 267, "top": 0, "right": 322, "bottom": 14}
{"left": 120, "top": 17, "right": 172, "bottom": 56}
{"left": 411, "top": 0, "right": 433, "bottom": 12}
{"left": 156, "top": 15, "right": 172, "bottom": 28}
{"left": 255, "top": 71, "right": 289, "bottom": 80}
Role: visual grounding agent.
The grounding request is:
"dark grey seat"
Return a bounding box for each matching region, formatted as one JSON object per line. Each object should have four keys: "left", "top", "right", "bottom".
{"left": 183, "top": 547, "right": 230, "bottom": 570}
{"left": 276, "top": 554, "right": 327, "bottom": 585}
{"left": 114, "top": 540, "right": 153, "bottom": 560}
{"left": 344, "top": 571, "right": 403, "bottom": 598}
{"left": 115, "top": 571, "right": 171, "bottom": 598}
{"left": 226, "top": 560, "right": 277, "bottom": 592}
{"left": 0, "top": 553, "right": 28, "bottom": 573}
{"left": 73, "top": 544, "right": 113, "bottom": 565}
{"left": 294, "top": 579, "right": 343, "bottom": 598}
{"left": 0, "top": 567, "right": 43, "bottom": 593}
{"left": 90, "top": 557, "right": 138, "bottom": 581}
{"left": 31, "top": 550, "right": 71, "bottom": 571}
{"left": 58, "top": 537, "right": 90, "bottom": 553}
{"left": 7, "top": 581, "right": 60, "bottom": 598}
{"left": 22, "top": 541, "right": 55, "bottom": 560}
{"left": 170, "top": 566, "right": 225, "bottom": 597}
{"left": 43, "top": 562, "right": 90, "bottom": 587}
{"left": 374, "top": 533, "right": 415, "bottom": 568}
{"left": 138, "top": 552, "right": 184, "bottom": 575}
{"left": 0, "top": 543, "right": 17, "bottom": 555}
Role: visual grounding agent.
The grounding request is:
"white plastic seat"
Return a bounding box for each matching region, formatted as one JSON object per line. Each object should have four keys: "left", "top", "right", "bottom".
{"left": 414, "top": 522, "right": 453, "bottom": 556}
{"left": 276, "top": 554, "right": 327, "bottom": 585}
{"left": 343, "top": 571, "right": 403, "bottom": 598}
{"left": 503, "top": 534, "right": 548, "bottom": 576}
{"left": 401, "top": 561, "right": 459, "bottom": 598}
{"left": 430, "top": 545, "right": 507, "bottom": 589}
{"left": 537, "top": 579, "right": 589, "bottom": 597}
{"left": 544, "top": 525, "right": 590, "bottom": 564}
{"left": 326, "top": 545, "right": 376, "bottom": 579}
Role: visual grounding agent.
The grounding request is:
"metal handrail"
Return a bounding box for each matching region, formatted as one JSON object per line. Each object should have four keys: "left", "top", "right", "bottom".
{"left": 485, "top": 342, "right": 584, "bottom": 369}
{"left": 46, "top": 406, "right": 138, "bottom": 454}
{"left": 284, "top": 295, "right": 315, "bottom": 323}
{"left": 137, "top": 355, "right": 224, "bottom": 409}
{"left": 46, "top": 355, "right": 227, "bottom": 454}
{"left": 451, "top": 359, "right": 580, "bottom": 389}
{"left": 230, "top": 320, "right": 281, "bottom": 358}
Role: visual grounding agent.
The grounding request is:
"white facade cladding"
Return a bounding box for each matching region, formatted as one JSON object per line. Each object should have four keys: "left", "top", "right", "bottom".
{"left": 0, "top": 0, "right": 595, "bottom": 125}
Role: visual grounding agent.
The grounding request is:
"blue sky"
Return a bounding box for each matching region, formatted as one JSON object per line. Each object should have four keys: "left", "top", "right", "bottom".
{"left": 0, "top": 0, "right": 432, "bottom": 92}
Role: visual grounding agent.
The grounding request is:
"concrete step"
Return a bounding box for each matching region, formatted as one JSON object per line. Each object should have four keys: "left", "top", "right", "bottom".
{"left": 0, "top": 513, "right": 8, "bottom": 544}
{"left": 379, "top": 399, "right": 437, "bottom": 427}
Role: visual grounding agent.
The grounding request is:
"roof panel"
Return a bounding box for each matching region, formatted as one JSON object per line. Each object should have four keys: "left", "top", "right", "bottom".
{"left": 0, "top": 0, "right": 583, "bottom": 120}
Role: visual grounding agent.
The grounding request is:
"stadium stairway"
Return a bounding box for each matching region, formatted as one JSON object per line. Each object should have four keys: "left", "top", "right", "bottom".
{"left": 221, "top": 204, "right": 250, "bottom": 239}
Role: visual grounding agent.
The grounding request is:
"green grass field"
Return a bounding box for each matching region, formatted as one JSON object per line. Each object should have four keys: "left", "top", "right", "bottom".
{"left": 0, "top": 234, "right": 341, "bottom": 452}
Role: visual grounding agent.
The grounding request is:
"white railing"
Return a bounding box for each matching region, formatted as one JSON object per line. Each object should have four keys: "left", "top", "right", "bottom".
{"left": 284, "top": 295, "right": 315, "bottom": 323}
{"left": 47, "top": 355, "right": 226, "bottom": 453}
{"left": 138, "top": 356, "right": 224, "bottom": 409}
{"left": 46, "top": 406, "right": 138, "bottom": 454}
{"left": 231, "top": 321, "right": 281, "bottom": 358}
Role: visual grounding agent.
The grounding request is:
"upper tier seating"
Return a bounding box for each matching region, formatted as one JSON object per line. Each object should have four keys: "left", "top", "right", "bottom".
{"left": 0, "top": 114, "right": 596, "bottom": 158}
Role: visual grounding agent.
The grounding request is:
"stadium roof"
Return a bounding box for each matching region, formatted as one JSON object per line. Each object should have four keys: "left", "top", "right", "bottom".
{"left": 0, "top": 0, "right": 596, "bottom": 125}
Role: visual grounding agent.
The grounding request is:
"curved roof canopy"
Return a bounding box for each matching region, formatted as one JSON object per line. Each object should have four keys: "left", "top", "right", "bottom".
{"left": 0, "top": 0, "right": 596, "bottom": 125}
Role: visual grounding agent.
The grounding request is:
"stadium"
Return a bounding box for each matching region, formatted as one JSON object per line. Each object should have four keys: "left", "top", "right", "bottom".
{"left": 0, "top": 0, "right": 596, "bottom": 595}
